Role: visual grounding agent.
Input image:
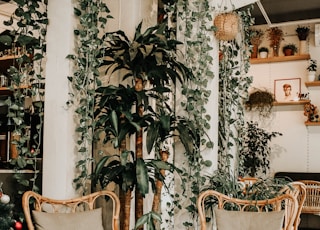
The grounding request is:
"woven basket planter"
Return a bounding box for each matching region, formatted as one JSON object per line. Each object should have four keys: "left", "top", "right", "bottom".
{"left": 214, "top": 12, "right": 239, "bottom": 41}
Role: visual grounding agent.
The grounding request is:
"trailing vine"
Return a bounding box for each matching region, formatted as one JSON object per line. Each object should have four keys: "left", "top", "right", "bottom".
{"left": 66, "top": 0, "right": 112, "bottom": 194}
{"left": 176, "top": 0, "right": 214, "bottom": 227}
{"left": 0, "top": 0, "right": 48, "bottom": 195}
{"left": 217, "top": 6, "right": 254, "bottom": 174}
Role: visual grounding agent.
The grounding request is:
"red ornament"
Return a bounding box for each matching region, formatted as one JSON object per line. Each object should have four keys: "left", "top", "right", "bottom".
{"left": 14, "top": 221, "right": 23, "bottom": 230}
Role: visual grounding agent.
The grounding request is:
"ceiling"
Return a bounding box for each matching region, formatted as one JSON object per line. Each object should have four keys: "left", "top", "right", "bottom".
{"left": 0, "top": 0, "right": 320, "bottom": 28}
{"left": 249, "top": 0, "right": 320, "bottom": 26}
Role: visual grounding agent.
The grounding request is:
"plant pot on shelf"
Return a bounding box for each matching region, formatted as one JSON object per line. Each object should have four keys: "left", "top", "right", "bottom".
{"left": 259, "top": 51, "right": 268, "bottom": 58}
{"left": 308, "top": 71, "right": 316, "bottom": 82}
{"left": 299, "top": 40, "right": 307, "bottom": 54}
{"left": 283, "top": 48, "right": 294, "bottom": 56}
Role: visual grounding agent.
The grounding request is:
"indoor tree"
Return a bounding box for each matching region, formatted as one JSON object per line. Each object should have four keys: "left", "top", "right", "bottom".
{"left": 92, "top": 21, "right": 199, "bottom": 229}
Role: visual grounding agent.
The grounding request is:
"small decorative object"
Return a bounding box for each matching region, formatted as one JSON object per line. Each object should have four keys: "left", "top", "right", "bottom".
{"left": 214, "top": 12, "right": 239, "bottom": 41}
{"left": 250, "top": 29, "right": 264, "bottom": 58}
{"left": 282, "top": 43, "right": 298, "bottom": 56}
{"left": 274, "top": 78, "right": 301, "bottom": 102}
{"left": 307, "top": 59, "right": 317, "bottom": 81}
{"left": 304, "top": 102, "right": 319, "bottom": 122}
{"left": 245, "top": 88, "right": 274, "bottom": 117}
{"left": 267, "top": 27, "right": 283, "bottom": 57}
{"left": 14, "top": 221, "right": 23, "bottom": 230}
{"left": 296, "top": 26, "right": 310, "bottom": 54}
{"left": 0, "top": 182, "right": 14, "bottom": 229}
{"left": 258, "top": 47, "right": 268, "bottom": 58}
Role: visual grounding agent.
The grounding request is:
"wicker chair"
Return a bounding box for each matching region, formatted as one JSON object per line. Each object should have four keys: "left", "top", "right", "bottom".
{"left": 279, "top": 181, "right": 307, "bottom": 230}
{"left": 298, "top": 180, "right": 320, "bottom": 215}
{"left": 197, "top": 190, "right": 298, "bottom": 230}
{"left": 22, "top": 190, "right": 120, "bottom": 230}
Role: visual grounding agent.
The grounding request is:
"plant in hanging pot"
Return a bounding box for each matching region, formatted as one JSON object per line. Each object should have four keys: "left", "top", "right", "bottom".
{"left": 258, "top": 47, "right": 269, "bottom": 58}
{"left": 214, "top": 12, "right": 239, "bottom": 41}
{"left": 282, "top": 43, "right": 298, "bottom": 56}
{"left": 307, "top": 59, "right": 317, "bottom": 81}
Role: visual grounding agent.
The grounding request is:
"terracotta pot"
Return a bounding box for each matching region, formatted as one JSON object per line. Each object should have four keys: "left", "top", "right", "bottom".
{"left": 283, "top": 48, "right": 294, "bottom": 56}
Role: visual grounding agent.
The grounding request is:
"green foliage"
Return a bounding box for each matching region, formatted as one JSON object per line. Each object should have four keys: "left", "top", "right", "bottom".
{"left": 0, "top": 0, "right": 48, "bottom": 195}
{"left": 134, "top": 211, "right": 162, "bottom": 230}
{"left": 176, "top": 0, "right": 214, "bottom": 226}
{"left": 0, "top": 202, "right": 15, "bottom": 230}
{"left": 239, "top": 121, "right": 282, "bottom": 177}
{"left": 307, "top": 59, "right": 317, "bottom": 72}
{"left": 218, "top": 6, "right": 254, "bottom": 173}
{"left": 68, "top": 0, "right": 113, "bottom": 193}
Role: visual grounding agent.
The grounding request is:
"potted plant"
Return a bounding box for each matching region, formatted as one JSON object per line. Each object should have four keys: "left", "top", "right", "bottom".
{"left": 258, "top": 47, "right": 268, "bottom": 58}
{"left": 267, "top": 27, "right": 283, "bottom": 57}
{"left": 307, "top": 59, "right": 317, "bottom": 81}
{"left": 93, "top": 21, "right": 198, "bottom": 230}
{"left": 296, "top": 26, "right": 310, "bottom": 41}
{"left": 250, "top": 29, "right": 264, "bottom": 58}
{"left": 239, "top": 121, "right": 282, "bottom": 177}
{"left": 245, "top": 88, "right": 274, "bottom": 117}
{"left": 296, "top": 26, "right": 310, "bottom": 54}
{"left": 282, "top": 43, "right": 298, "bottom": 56}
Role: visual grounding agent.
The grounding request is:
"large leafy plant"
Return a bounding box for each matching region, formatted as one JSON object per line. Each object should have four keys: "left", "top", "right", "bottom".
{"left": 93, "top": 21, "right": 198, "bottom": 229}
{"left": 239, "top": 121, "right": 282, "bottom": 177}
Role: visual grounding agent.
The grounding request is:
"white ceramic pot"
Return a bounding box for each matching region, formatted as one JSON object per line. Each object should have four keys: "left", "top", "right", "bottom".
{"left": 308, "top": 71, "right": 316, "bottom": 82}
{"left": 299, "top": 40, "right": 307, "bottom": 54}
{"left": 259, "top": 51, "right": 268, "bottom": 58}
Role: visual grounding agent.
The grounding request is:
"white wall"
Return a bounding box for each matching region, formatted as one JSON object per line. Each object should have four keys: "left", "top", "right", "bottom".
{"left": 248, "top": 23, "right": 320, "bottom": 175}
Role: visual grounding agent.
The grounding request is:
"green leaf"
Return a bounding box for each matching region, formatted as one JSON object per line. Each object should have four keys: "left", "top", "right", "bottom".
{"left": 136, "top": 158, "right": 149, "bottom": 196}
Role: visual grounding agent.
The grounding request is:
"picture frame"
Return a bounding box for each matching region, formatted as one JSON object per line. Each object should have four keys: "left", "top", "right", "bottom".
{"left": 274, "top": 78, "right": 301, "bottom": 102}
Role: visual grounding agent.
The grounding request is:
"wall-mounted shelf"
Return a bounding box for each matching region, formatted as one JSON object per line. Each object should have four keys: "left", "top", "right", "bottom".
{"left": 250, "top": 54, "right": 310, "bottom": 64}
{"left": 305, "top": 121, "right": 320, "bottom": 126}
{"left": 273, "top": 100, "right": 310, "bottom": 106}
{"left": 305, "top": 81, "right": 320, "bottom": 87}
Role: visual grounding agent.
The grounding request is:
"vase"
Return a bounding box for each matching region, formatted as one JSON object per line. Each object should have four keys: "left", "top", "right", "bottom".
{"left": 259, "top": 51, "right": 268, "bottom": 58}
{"left": 308, "top": 71, "right": 316, "bottom": 82}
{"left": 251, "top": 44, "right": 258, "bottom": 58}
{"left": 299, "top": 40, "right": 307, "bottom": 54}
{"left": 273, "top": 45, "right": 279, "bottom": 57}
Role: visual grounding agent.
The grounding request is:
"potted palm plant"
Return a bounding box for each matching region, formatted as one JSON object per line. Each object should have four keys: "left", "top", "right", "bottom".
{"left": 93, "top": 21, "right": 198, "bottom": 230}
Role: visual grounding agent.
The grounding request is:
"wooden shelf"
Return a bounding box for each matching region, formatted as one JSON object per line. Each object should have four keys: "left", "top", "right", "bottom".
{"left": 305, "top": 121, "right": 320, "bottom": 126}
{"left": 273, "top": 99, "right": 310, "bottom": 106}
{"left": 0, "top": 55, "right": 23, "bottom": 61}
{"left": 305, "top": 81, "right": 320, "bottom": 87}
{"left": 250, "top": 54, "right": 310, "bottom": 64}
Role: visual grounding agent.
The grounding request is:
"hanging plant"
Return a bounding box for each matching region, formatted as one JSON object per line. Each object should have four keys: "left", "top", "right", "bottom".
{"left": 245, "top": 88, "right": 275, "bottom": 117}
{"left": 214, "top": 12, "right": 239, "bottom": 41}
{"left": 218, "top": 5, "right": 254, "bottom": 173}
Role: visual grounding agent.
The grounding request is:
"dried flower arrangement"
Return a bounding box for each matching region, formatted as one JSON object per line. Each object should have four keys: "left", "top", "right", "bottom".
{"left": 267, "top": 27, "right": 284, "bottom": 47}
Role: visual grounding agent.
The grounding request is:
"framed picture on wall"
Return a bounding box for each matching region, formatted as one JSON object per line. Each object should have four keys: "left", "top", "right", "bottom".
{"left": 274, "top": 78, "right": 301, "bottom": 102}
